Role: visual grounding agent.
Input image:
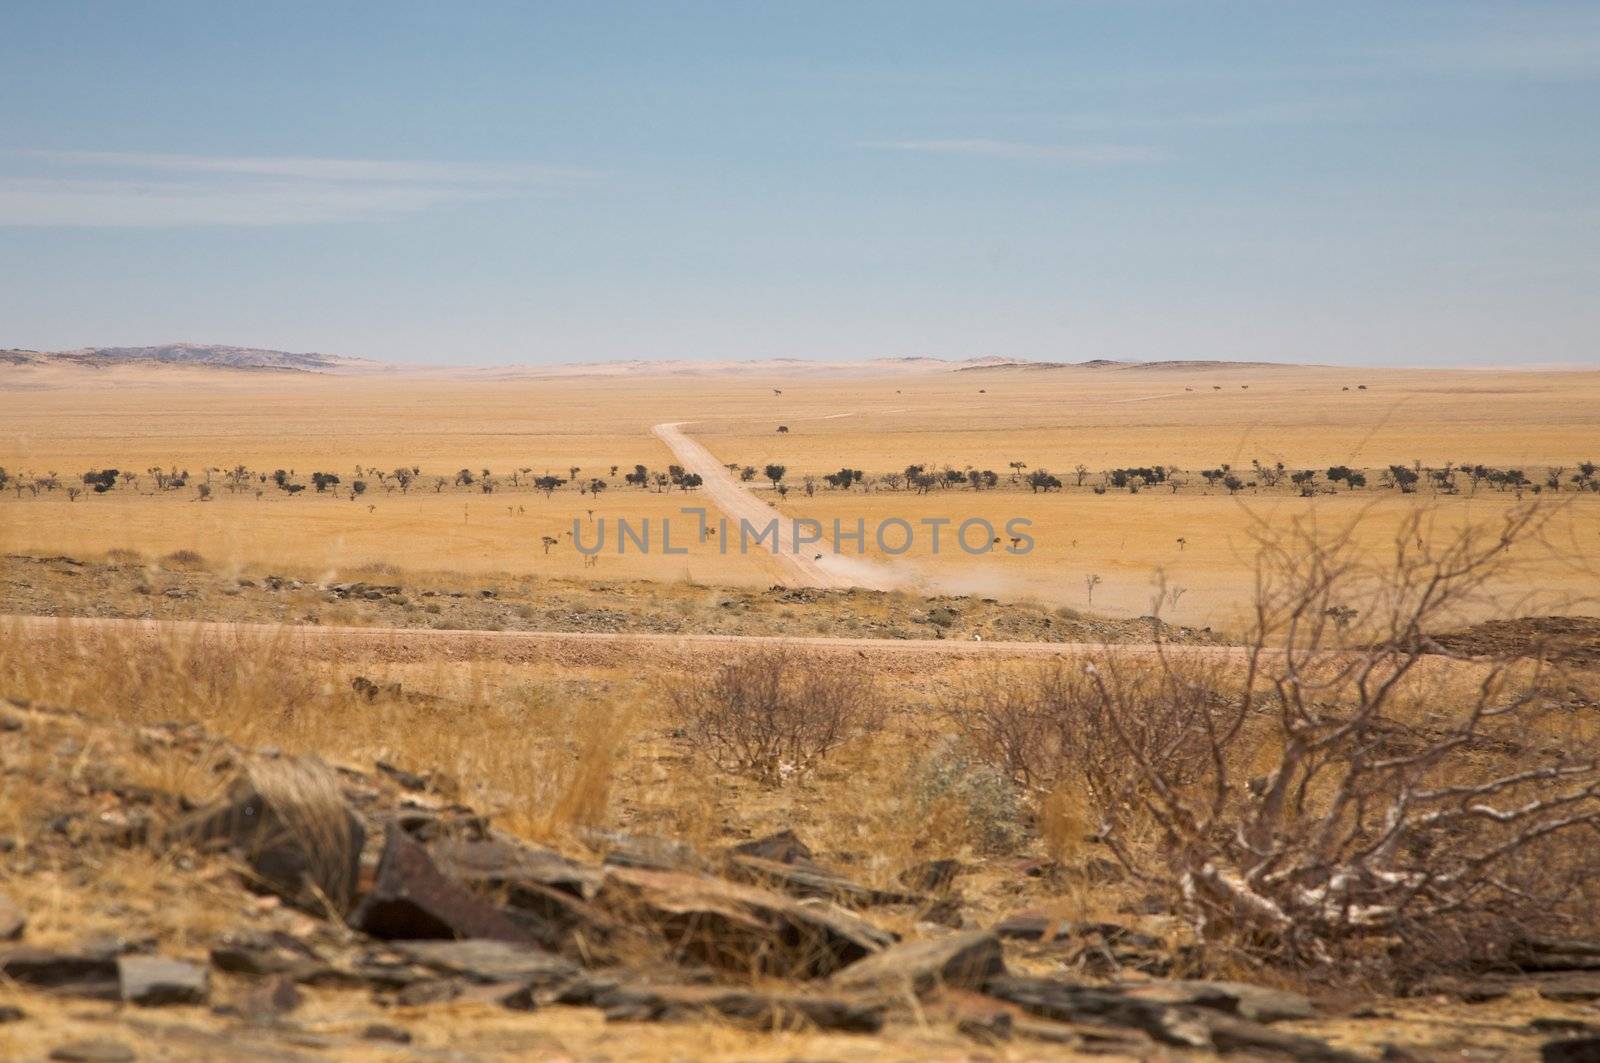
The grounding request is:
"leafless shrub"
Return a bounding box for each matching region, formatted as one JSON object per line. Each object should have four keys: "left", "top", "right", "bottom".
{"left": 160, "top": 548, "right": 206, "bottom": 570}
{"left": 956, "top": 503, "right": 1600, "bottom": 982}
{"left": 667, "top": 647, "right": 883, "bottom": 783}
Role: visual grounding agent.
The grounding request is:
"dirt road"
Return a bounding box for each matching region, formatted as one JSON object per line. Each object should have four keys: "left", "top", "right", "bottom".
{"left": 4, "top": 612, "right": 1231, "bottom": 672}
{"left": 651, "top": 421, "right": 900, "bottom": 591}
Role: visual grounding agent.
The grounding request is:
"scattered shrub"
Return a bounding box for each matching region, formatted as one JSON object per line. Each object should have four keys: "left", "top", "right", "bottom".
{"left": 667, "top": 647, "right": 882, "bottom": 783}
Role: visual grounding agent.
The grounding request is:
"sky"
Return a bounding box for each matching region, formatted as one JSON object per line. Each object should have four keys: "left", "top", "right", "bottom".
{"left": 1, "top": 1, "right": 1596, "bottom": 367}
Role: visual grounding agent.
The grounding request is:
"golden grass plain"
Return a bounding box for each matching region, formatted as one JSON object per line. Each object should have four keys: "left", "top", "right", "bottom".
{"left": 3, "top": 359, "right": 1598, "bottom": 630}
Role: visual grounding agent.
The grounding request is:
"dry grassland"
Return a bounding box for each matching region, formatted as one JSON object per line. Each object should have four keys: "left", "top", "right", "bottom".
{"left": 3, "top": 360, "right": 1598, "bottom": 628}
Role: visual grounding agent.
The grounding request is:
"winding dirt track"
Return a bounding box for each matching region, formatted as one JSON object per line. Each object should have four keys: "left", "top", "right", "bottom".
{"left": 3, "top": 611, "right": 1260, "bottom": 675}
{"left": 652, "top": 421, "right": 899, "bottom": 591}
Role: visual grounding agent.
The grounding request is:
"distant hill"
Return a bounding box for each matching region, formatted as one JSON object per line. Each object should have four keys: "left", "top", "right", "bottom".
{"left": 956, "top": 358, "right": 1306, "bottom": 373}
{"left": 1, "top": 343, "right": 377, "bottom": 373}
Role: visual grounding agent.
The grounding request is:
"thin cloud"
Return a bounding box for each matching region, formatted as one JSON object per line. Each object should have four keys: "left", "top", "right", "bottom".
{"left": 862, "top": 138, "right": 1167, "bottom": 163}
{"left": 1387, "top": 11, "right": 1600, "bottom": 80}
{"left": 0, "top": 150, "right": 590, "bottom": 227}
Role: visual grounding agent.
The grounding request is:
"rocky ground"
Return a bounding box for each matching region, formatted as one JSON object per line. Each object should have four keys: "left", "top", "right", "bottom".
{"left": 0, "top": 553, "right": 1221, "bottom": 646}
{"left": 4, "top": 693, "right": 1600, "bottom": 1061}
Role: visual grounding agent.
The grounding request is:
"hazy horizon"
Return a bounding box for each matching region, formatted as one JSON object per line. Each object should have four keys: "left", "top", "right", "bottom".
{"left": 3, "top": 2, "right": 1597, "bottom": 368}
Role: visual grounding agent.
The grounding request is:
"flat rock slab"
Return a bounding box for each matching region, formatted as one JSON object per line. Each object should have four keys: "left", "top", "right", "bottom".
{"left": 49, "top": 1042, "right": 136, "bottom": 1063}
{"left": 394, "top": 939, "right": 578, "bottom": 985}
{"left": 0, "top": 948, "right": 119, "bottom": 999}
{"left": 986, "top": 976, "right": 1361, "bottom": 1061}
{"left": 593, "top": 866, "right": 893, "bottom": 978}
{"left": 832, "top": 930, "right": 1005, "bottom": 997}
{"left": 729, "top": 830, "right": 815, "bottom": 864}
{"left": 595, "top": 982, "right": 885, "bottom": 1033}
{"left": 1121, "top": 979, "right": 1315, "bottom": 1024}
{"left": 350, "top": 829, "right": 530, "bottom": 944}
{"left": 1544, "top": 1035, "right": 1600, "bottom": 1062}
{"left": 119, "top": 955, "right": 209, "bottom": 1006}
{"left": 429, "top": 836, "right": 602, "bottom": 899}
{"left": 727, "top": 855, "right": 925, "bottom": 908}
{"left": 581, "top": 829, "right": 704, "bottom": 872}
{"left": 991, "top": 910, "right": 1074, "bottom": 942}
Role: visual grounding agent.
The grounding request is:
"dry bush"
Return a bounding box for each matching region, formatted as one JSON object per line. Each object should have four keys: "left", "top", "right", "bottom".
{"left": 954, "top": 504, "right": 1600, "bottom": 982}
{"left": 159, "top": 548, "right": 206, "bottom": 570}
{"left": 666, "top": 647, "right": 883, "bottom": 783}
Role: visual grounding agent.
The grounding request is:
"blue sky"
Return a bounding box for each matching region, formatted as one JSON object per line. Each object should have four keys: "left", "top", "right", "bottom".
{"left": 1, "top": 2, "right": 1596, "bottom": 366}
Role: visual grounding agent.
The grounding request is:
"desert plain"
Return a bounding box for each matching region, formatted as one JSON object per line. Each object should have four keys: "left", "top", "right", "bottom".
{"left": 2, "top": 355, "right": 1600, "bottom": 1061}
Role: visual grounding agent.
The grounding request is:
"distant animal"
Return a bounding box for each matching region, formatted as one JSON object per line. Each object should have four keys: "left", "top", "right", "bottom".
{"left": 979, "top": 389, "right": 986, "bottom": 393}
{"left": 776, "top": 425, "right": 789, "bottom": 433}
{"left": 773, "top": 388, "right": 782, "bottom": 395}
{"left": 1212, "top": 385, "right": 1222, "bottom": 391}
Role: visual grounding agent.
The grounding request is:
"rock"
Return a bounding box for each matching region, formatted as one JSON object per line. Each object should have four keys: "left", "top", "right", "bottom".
{"left": 833, "top": 931, "right": 1006, "bottom": 997}
{"left": 0, "top": 948, "right": 119, "bottom": 998}
{"left": 362, "top": 1023, "right": 413, "bottom": 1044}
{"left": 393, "top": 806, "right": 490, "bottom": 844}
{"left": 1516, "top": 938, "right": 1600, "bottom": 972}
{"left": 375, "top": 760, "right": 427, "bottom": 791}
{"left": 118, "top": 956, "right": 209, "bottom": 1006}
{"left": 1121, "top": 979, "right": 1314, "bottom": 1024}
{"left": 394, "top": 939, "right": 578, "bottom": 986}
{"left": 0, "top": 892, "right": 25, "bottom": 940}
{"left": 349, "top": 828, "right": 531, "bottom": 944}
{"left": 922, "top": 896, "right": 966, "bottom": 929}
{"left": 727, "top": 854, "right": 924, "bottom": 908}
{"left": 992, "top": 910, "right": 1072, "bottom": 942}
{"left": 166, "top": 764, "right": 365, "bottom": 914}
{"left": 985, "top": 975, "right": 1213, "bottom": 1049}
{"left": 729, "top": 830, "right": 814, "bottom": 865}
{"left": 1544, "top": 1036, "right": 1600, "bottom": 1062}
{"left": 49, "top": 1041, "right": 135, "bottom": 1063}
{"left": 1537, "top": 973, "right": 1600, "bottom": 1002}
{"left": 956, "top": 1009, "right": 1013, "bottom": 1045}
{"left": 592, "top": 982, "right": 885, "bottom": 1032}
{"left": 593, "top": 866, "right": 893, "bottom": 978}
{"left": 986, "top": 976, "right": 1361, "bottom": 1061}
{"left": 233, "top": 974, "right": 301, "bottom": 1019}
{"left": 899, "top": 859, "right": 962, "bottom": 893}
{"left": 429, "top": 836, "right": 602, "bottom": 899}
{"left": 394, "top": 978, "right": 465, "bottom": 1007}
{"left": 1205, "top": 1011, "right": 1368, "bottom": 1062}
{"left": 581, "top": 829, "right": 703, "bottom": 871}
{"left": 209, "top": 930, "right": 325, "bottom": 979}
